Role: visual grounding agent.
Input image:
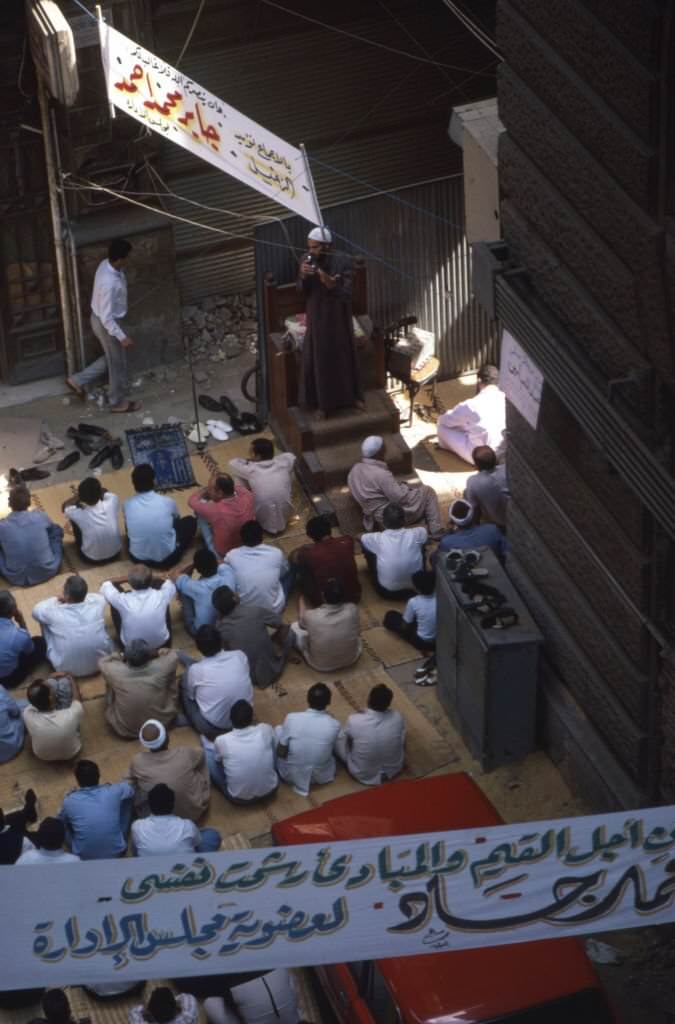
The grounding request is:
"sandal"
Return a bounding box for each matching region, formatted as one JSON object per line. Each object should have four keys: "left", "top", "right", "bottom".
{"left": 66, "top": 377, "right": 85, "bottom": 401}
{"left": 110, "top": 401, "right": 141, "bottom": 413}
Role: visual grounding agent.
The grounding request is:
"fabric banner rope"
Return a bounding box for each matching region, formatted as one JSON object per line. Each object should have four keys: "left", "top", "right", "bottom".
{"left": 97, "top": 21, "right": 322, "bottom": 226}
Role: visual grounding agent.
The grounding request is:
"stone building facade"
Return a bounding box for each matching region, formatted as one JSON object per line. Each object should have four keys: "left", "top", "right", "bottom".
{"left": 489, "top": 0, "right": 675, "bottom": 807}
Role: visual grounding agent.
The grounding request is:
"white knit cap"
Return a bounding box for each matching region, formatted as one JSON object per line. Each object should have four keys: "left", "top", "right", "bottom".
{"left": 362, "top": 435, "right": 384, "bottom": 458}
{"left": 449, "top": 499, "right": 475, "bottom": 525}
{"left": 307, "top": 226, "right": 332, "bottom": 243}
{"left": 139, "top": 719, "right": 167, "bottom": 750}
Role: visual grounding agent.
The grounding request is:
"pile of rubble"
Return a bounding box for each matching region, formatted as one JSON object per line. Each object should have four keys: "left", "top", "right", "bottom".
{"left": 180, "top": 291, "right": 258, "bottom": 364}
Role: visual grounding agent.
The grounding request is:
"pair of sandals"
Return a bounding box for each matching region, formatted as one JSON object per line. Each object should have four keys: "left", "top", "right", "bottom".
{"left": 461, "top": 579, "right": 519, "bottom": 631}
{"left": 66, "top": 424, "right": 124, "bottom": 470}
{"left": 66, "top": 378, "right": 140, "bottom": 413}
{"left": 198, "top": 394, "right": 263, "bottom": 435}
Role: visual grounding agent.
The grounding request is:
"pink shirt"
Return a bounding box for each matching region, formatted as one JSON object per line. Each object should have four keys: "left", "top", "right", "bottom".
{"left": 188, "top": 488, "right": 255, "bottom": 556}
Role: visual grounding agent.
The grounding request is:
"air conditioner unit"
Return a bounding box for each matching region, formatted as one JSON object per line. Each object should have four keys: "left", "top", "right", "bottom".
{"left": 27, "top": 0, "right": 80, "bottom": 107}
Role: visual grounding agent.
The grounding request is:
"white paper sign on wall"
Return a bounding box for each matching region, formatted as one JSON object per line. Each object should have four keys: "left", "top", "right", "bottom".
{"left": 499, "top": 329, "right": 544, "bottom": 429}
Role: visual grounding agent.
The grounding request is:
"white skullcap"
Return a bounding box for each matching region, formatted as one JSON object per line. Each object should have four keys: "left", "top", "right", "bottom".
{"left": 362, "top": 435, "right": 384, "bottom": 458}
{"left": 139, "top": 719, "right": 167, "bottom": 750}
{"left": 307, "top": 226, "right": 332, "bottom": 243}
{"left": 449, "top": 499, "right": 475, "bottom": 526}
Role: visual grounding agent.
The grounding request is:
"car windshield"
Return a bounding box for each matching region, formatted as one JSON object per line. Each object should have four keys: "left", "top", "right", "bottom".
{"left": 483, "top": 988, "right": 614, "bottom": 1024}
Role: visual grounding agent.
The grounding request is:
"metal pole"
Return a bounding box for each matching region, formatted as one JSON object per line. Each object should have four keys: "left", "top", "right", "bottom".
{"left": 50, "top": 107, "right": 85, "bottom": 367}
{"left": 299, "top": 143, "right": 323, "bottom": 228}
{"left": 37, "top": 76, "right": 78, "bottom": 377}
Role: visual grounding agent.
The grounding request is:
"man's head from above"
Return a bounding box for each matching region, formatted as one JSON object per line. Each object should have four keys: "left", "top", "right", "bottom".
{"left": 212, "top": 585, "right": 238, "bottom": 617}
{"left": 323, "top": 578, "right": 345, "bottom": 606}
{"left": 148, "top": 783, "right": 175, "bottom": 816}
{"left": 78, "top": 476, "right": 103, "bottom": 506}
{"left": 131, "top": 463, "right": 156, "bottom": 493}
{"left": 472, "top": 445, "right": 497, "bottom": 471}
{"left": 195, "top": 623, "right": 223, "bottom": 658}
{"left": 240, "top": 519, "right": 264, "bottom": 548}
{"left": 126, "top": 638, "right": 154, "bottom": 668}
{"left": 250, "top": 437, "right": 274, "bottom": 462}
{"left": 307, "top": 225, "right": 332, "bottom": 260}
{"left": 36, "top": 816, "right": 67, "bottom": 851}
{"left": 477, "top": 364, "right": 499, "bottom": 390}
{"left": 193, "top": 548, "right": 218, "bottom": 578}
{"left": 307, "top": 681, "right": 331, "bottom": 711}
{"left": 212, "top": 474, "right": 234, "bottom": 500}
{"left": 449, "top": 498, "right": 475, "bottom": 528}
{"left": 63, "top": 574, "right": 88, "bottom": 604}
{"left": 139, "top": 719, "right": 169, "bottom": 751}
{"left": 305, "top": 514, "right": 331, "bottom": 543}
{"left": 27, "top": 680, "right": 53, "bottom": 712}
{"left": 8, "top": 486, "right": 31, "bottom": 512}
{"left": 382, "top": 502, "right": 405, "bottom": 531}
{"left": 368, "top": 683, "right": 393, "bottom": 712}
{"left": 108, "top": 237, "right": 132, "bottom": 269}
{"left": 412, "top": 569, "right": 436, "bottom": 596}
{"left": 128, "top": 564, "right": 153, "bottom": 591}
{"left": 0, "top": 590, "right": 17, "bottom": 620}
{"left": 75, "top": 759, "right": 100, "bottom": 788}
{"left": 230, "top": 698, "right": 253, "bottom": 731}
{"left": 41, "top": 989, "right": 73, "bottom": 1024}
{"left": 361, "top": 435, "right": 384, "bottom": 460}
{"left": 145, "top": 987, "right": 179, "bottom": 1024}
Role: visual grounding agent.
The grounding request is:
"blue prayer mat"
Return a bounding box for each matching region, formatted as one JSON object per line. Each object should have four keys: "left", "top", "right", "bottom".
{"left": 125, "top": 424, "right": 196, "bottom": 490}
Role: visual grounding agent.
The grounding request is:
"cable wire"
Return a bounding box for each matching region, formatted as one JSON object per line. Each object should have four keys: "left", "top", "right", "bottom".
{"left": 440, "top": 0, "right": 503, "bottom": 61}
{"left": 175, "top": 0, "right": 207, "bottom": 67}
{"left": 69, "top": 0, "right": 97, "bottom": 21}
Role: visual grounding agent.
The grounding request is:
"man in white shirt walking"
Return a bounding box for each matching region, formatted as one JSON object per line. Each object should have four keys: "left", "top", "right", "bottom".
{"left": 229, "top": 437, "right": 296, "bottom": 535}
{"left": 179, "top": 625, "right": 253, "bottom": 739}
{"left": 437, "top": 364, "right": 506, "bottom": 464}
{"left": 204, "top": 699, "right": 278, "bottom": 804}
{"left": 225, "top": 520, "right": 290, "bottom": 614}
{"left": 62, "top": 477, "right": 122, "bottom": 564}
{"left": 131, "top": 783, "right": 220, "bottom": 856}
{"left": 360, "top": 502, "right": 427, "bottom": 599}
{"left": 336, "top": 683, "right": 406, "bottom": 785}
{"left": 275, "top": 682, "right": 340, "bottom": 796}
{"left": 16, "top": 817, "right": 80, "bottom": 865}
{"left": 32, "top": 574, "right": 113, "bottom": 676}
{"left": 100, "top": 564, "right": 176, "bottom": 650}
{"left": 66, "top": 238, "right": 141, "bottom": 413}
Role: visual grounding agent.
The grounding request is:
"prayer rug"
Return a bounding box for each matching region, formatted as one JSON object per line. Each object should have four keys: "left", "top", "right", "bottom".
{"left": 125, "top": 424, "right": 196, "bottom": 490}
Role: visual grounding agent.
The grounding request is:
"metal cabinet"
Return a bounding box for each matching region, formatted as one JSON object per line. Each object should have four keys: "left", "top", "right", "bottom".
{"left": 436, "top": 547, "right": 542, "bottom": 770}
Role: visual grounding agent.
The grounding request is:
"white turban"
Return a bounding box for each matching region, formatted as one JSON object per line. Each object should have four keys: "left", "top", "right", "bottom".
{"left": 308, "top": 226, "right": 332, "bottom": 243}
{"left": 139, "top": 719, "right": 167, "bottom": 750}
{"left": 449, "top": 499, "right": 475, "bottom": 526}
{"left": 362, "top": 435, "right": 383, "bottom": 458}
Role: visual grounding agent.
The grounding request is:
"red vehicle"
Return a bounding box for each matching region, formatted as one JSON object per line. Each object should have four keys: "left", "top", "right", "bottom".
{"left": 272, "top": 773, "right": 619, "bottom": 1024}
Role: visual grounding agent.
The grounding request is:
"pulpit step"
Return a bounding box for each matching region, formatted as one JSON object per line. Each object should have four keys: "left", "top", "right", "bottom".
{"left": 298, "top": 430, "right": 412, "bottom": 491}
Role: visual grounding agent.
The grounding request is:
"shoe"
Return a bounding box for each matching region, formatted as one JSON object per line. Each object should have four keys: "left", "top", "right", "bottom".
{"left": 77, "top": 422, "right": 109, "bottom": 436}
{"left": 110, "top": 401, "right": 141, "bottom": 413}
{"left": 66, "top": 427, "right": 95, "bottom": 455}
{"left": 110, "top": 445, "right": 124, "bottom": 470}
{"left": 414, "top": 671, "right": 437, "bottom": 687}
{"left": 232, "top": 412, "right": 262, "bottom": 435}
{"left": 56, "top": 451, "right": 81, "bottom": 472}
{"left": 66, "top": 377, "right": 85, "bottom": 400}
{"left": 19, "top": 467, "right": 50, "bottom": 481}
{"left": 41, "top": 429, "right": 64, "bottom": 450}
{"left": 24, "top": 788, "right": 38, "bottom": 824}
{"left": 8, "top": 468, "right": 22, "bottom": 487}
{"left": 89, "top": 445, "right": 113, "bottom": 469}
{"left": 219, "top": 395, "right": 239, "bottom": 418}
{"left": 198, "top": 394, "right": 224, "bottom": 413}
{"left": 33, "top": 445, "right": 55, "bottom": 464}
{"left": 187, "top": 422, "right": 210, "bottom": 443}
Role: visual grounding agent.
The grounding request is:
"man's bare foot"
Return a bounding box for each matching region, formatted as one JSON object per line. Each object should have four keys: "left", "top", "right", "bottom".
{"left": 66, "top": 377, "right": 85, "bottom": 400}
{"left": 110, "top": 401, "right": 142, "bottom": 413}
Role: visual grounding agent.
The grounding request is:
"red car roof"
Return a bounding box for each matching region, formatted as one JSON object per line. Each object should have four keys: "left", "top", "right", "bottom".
{"left": 273, "top": 774, "right": 603, "bottom": 1024}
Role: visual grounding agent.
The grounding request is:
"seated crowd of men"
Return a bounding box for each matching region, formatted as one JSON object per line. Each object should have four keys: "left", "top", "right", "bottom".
{"left": 0, "top": 429, "right": 508, "bottom": 871}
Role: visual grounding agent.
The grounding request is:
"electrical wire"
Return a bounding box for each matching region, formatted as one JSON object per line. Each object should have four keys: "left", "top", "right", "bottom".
{"left": 69, "top": 0, "right": 97, "bottom": 21}
{"left": 259, "top": 0, "right": 484, "bottom": 72}
{"left": 440, "top": 0, "right": 503, "bottom": 61}
{"left": 175, "top": 0, "right": 207, "bottom": 67}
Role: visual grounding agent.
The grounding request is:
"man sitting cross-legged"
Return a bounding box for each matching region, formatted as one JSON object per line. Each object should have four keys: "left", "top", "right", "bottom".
{"left": 173, "top": 548, "right": 236, "bottom": 636}
{"left": 0, "top": 590, "right": 47, "bottom": 691}
{"left": 204, "top": 699, "right": 278, "bottom": 805}
{"left": 59, "top": 758, "right": 134, "bottom": 859}
{"left": 0, "top": 485, "right": 63, "bottom": 586}
{"left": 23, "top": 675, "right": 83, "bottom": 762}
{"left": 124, "top": 463, "right": 197, "bottom": 569}
{"left": 291, "top": 579, "right": 361, "bottom": 673}
{"left": 62, "top": 476, "right": 122, "bottom": 564}
{"left": 188, "top": 472, "right": 254, "bottom": 558}
{"left": 228, "top": 436, "right": 296, "bottom": 535}
{"left": 16, "top": 816, "right": 80, "bottom": 865}
{"left": 275, "top": 682, "right": 340, "bottom": 797}
{"left": 130, "top": 782, "right": 221, "bottom": 856}
{"left": 32, "top": 574, "right": 113, "bottom": 677}
{"left": 225, "top": 520, "right": 291, "bottom": 614}
{"left": 336, "top": 682, "right": 406, "bottom": 786}
{"left": 128, "top": 719, "right": 210, "bottom": 822}
{"left": 290, "top": 514, "right": 361, "bottom": 607}
{"left": 212, "top": 586, "right": 291, "bottom": 690}
{"left": 101, "top": 639, "right": 180, "bottom": 740}
{"left": 100, "top": 564, "right": 176, "bottom": 649}
{"left": 178, "top": 625, "right": 253, "bottom": 740}
{"left": 360, "top": 502, "right": 428, "bottom": 600}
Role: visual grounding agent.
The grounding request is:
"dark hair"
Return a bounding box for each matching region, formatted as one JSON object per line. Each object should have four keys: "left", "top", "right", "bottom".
{"left": 323, "top": 578, "right": 344, "bottom": 605}
{"left": 477, "top": 364, "right": 499, "bottom": 385}
{"left": 145, "top": 987, "right": 178, "bottom": 1024}
{"left": 41, "top": 989, "right": 72, "bottom": 1024}
{"left": 126, "top": 638, "right": 153, "bottom": 668}
{"left": 212, "top": 586, "right": 236, "bottom": 616}
{"left": 194, "top": 548, "right": 218, "bottom": 578}
{"left": 132, "top": 463, "right": 155, "bottom": 493}
{"left": 472, "top": 445, "right": 497, "bottom": 471}
{"left": 108, "top": 238, "right": 132, "bottom": 263}
{"left": 213, "top": 474, "right": 234, "bottom": 497}
{"left": 28, "top": 681, "right": 52, "bottom": 712}
{"left": 412, "top": 570, "right": 435, "bottom": 596}
{"left": 78, "top": 477, "right": 103, "bottom": 505}
{"left": 64, "top": 575, "right": 88, "bottom": 603}
{"left": 0, "top": 591, "right": 16, "bottom": 618}
{"left": 148, "top": 783, "right": 175, "bottom": 816}
{"left": 240, "top": 520, "right": 263, "bottom": 547}
{"left": 306, "top": 515, "right": 331, "bottom": 542}
{"left": 307, "top": 682, "right": 331, "bottom": 710}
{"left": 230, "top": 699, "right": 253, "bottom": 729}
{"left": 36, "top": 817, "right": 66, "bottom": 852}
{"left": 195, "top": 624, "right": 222, "bottom": 658}
{"left": 75, "top": 759, "right": 100, "bottom": 787}
{"left": 8, "top": 486, "right": 30, "bottom": 512}
{"left": 128, "top": 564, "right": 152, "bottom": 590}
{"left": 382, "top": 503, "right": 405, "bottom": 530}
{"left": 252, "top": 438, "right": 274, "bottom": 460}
{"left": 368, "top": 683, "right": 393, "bottom": 712}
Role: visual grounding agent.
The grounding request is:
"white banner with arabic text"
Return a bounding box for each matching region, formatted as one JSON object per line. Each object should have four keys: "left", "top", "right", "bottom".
{"left": 97, "top": 23, "right": 322, "bottom": 225}
{"left": 499, "top": 329, "right": 544, "bottom": 429}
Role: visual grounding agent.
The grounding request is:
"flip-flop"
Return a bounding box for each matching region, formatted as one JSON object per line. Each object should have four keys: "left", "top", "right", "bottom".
{"left": 66, "top": 378, "right": 85, "bottom": 401}
{"left": 110, "top": 401, "right": 141, "bottom": 413}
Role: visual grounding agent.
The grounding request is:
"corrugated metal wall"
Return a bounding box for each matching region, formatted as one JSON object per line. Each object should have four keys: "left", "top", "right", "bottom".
{"left": 255, "top": 176, "right": 498, "bottom": 380}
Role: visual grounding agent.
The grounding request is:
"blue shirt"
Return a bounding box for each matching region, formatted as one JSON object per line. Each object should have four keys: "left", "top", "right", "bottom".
{"left": 0, "top": 510, "right": 63, "bottom": 586}
{"left": 0, "top": 618, "right": 34, "bottom": 678}
{"left": 124, "top": 491, "right": 179, "bottom": 563}
{"left": 59, "top": 781, "right": 134, "bottom": 859}
{"left": 0, "top": 686, "right": 25, "bottom": 763}
{"left": 176, "top": 563, "right": 236, "bottom": 630}
{"left": 436, "top": 523, "right": 508, "bottom": 562}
